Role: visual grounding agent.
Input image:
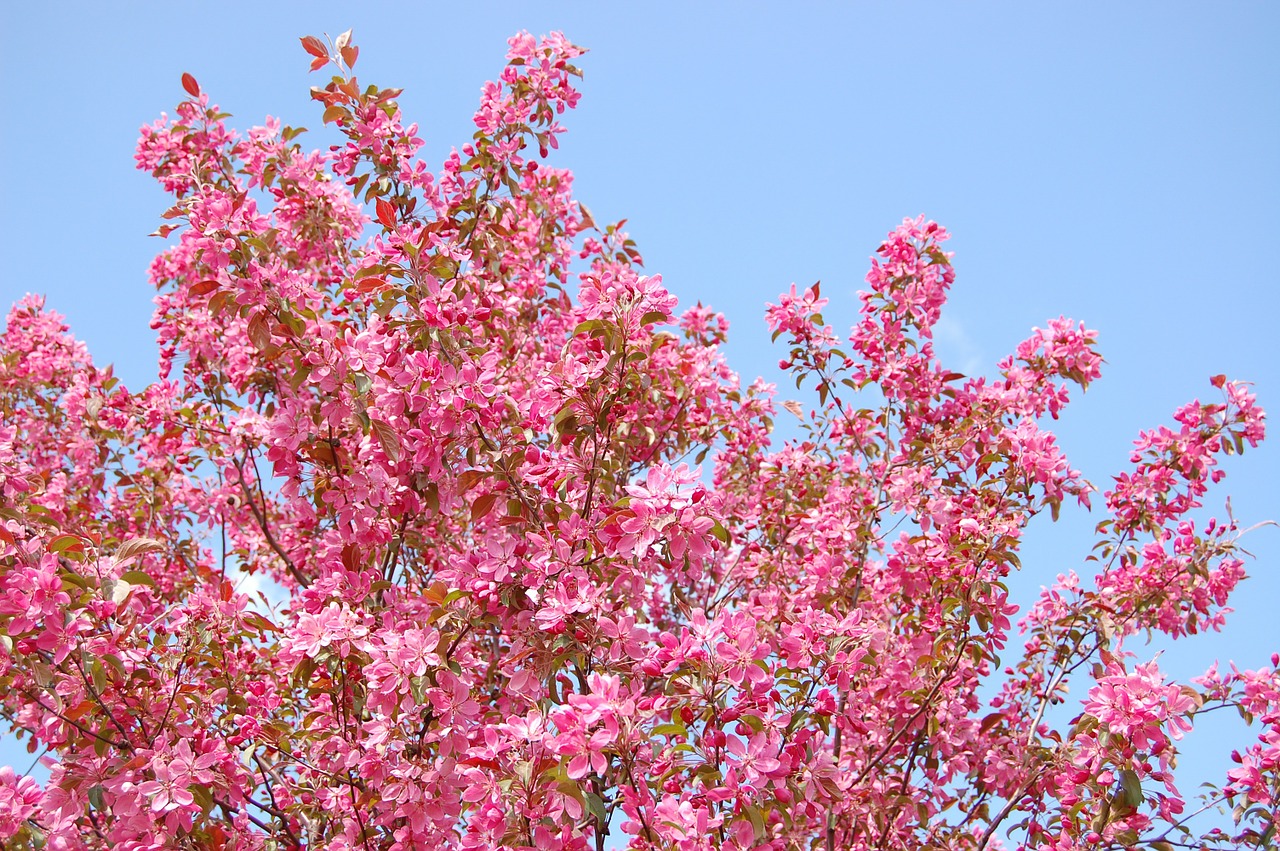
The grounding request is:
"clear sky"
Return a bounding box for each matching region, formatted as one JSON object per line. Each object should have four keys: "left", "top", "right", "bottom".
{"left": 2, "top": 0, "right": 1277, "bottom": 828}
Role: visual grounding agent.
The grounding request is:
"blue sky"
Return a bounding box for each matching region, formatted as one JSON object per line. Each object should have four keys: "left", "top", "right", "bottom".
{"left": 2, "top": 0, "right": 1277, "bottom": 828}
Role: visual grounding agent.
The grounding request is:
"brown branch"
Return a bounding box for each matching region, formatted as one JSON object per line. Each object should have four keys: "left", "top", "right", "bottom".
{"left": 230, "top": 451, "right": 309, "bottom": 587}
{"left": 18, "top": 688, "right": 131, "bottom": 753}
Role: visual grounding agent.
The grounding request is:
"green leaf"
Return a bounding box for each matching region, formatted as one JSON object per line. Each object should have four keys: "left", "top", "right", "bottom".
{"left": 585, "top": 791, "right": 608, "bottom": 826}
{"left": 191, "top": 783, "right": 215, "bottom": 816}
{"left": 59, "top": 572, "right": 90, "bottom": 590}
{"left": 102, "top": 654, "right": 127, "bottom": 675}
{"left": 1119, "top": 768, "right": 1144, "bottom": 809}
{"left": 89, "top": 657, "right": 107, "bottom": 693}
{"left": 352, "top": 371, "right": 373, "bottom": 396}
{"left": 572, "top": 319, "right": 608, "bottom": 337}
{"left": 709, "top": 521, "right": 730, "bottom": 545}
{"left": 294, "top": 656, "right": 317, "bottom": 685}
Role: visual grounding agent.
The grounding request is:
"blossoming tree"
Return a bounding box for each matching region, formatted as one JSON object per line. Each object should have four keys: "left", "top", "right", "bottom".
{"left": 1, "top": 30, "right": 1276, "bottom": 851}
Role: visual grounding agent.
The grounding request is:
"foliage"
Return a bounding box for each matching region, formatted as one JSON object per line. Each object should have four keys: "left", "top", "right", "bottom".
{"left": 1, "top": 30, "right": 1276, "bottom": 851}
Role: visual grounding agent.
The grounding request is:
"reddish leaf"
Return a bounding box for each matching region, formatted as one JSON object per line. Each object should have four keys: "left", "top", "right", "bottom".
{"left": 354, "top": 276, "right": 387, "bottom": 293}
{"left": 300, "top": 35, "right": 328, "bottom": 59}
{"left": 243, "top": 612, "right": 281, "bottom": 633}
{"left": 470, "top": 492, "right": 498, "bottom": 523}
{"left": 423, "top": 582, "right": 449, "bottom": 606}
{"left": 247, "top": 314, "right": 271, "bottom": 349}
{"left": 48, "top": 534, "right": 85, "bottom": 555}
{"left": 306, "top": 440, "right": 338, "bottom": 468}
{"left": 116, "top": 538, "right": 165, "bottom": 561}
{"left": 189, "top": 280, "right": 219, "bottom": 297}
{"left": 376, "top": 198, "right": 396, "bottom": 229}
{"left": 65, "top": 701, "right": 95, "bottom": 722}
{"left": 310, "top": 55, "right": 328, "bottom": 72}
{"left": 181, "top": 72, "right": 200, "bottom": 97}
{"left": 341, "top": 46, "right": 359, "bottom": 69}
{"left": 208, "top": 290, "right": 236, "bottom": 316}
{"left": 458, "top": 470, "right": 488, "bottom": 493}
{"left": 371, "top": 419, "right": 402, "bottom": 464}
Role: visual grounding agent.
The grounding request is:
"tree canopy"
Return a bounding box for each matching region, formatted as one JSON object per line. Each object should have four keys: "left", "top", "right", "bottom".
{"left": 0, "top": 30, "right": 1275, "bottom": 851}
